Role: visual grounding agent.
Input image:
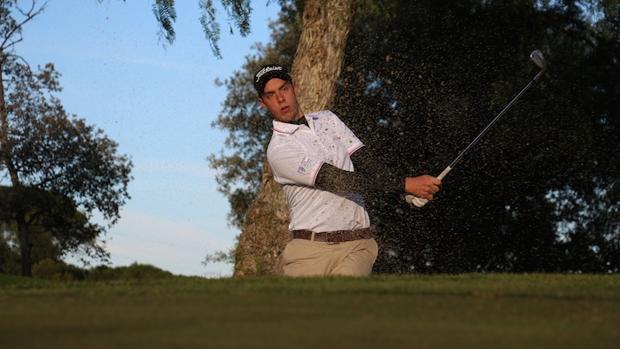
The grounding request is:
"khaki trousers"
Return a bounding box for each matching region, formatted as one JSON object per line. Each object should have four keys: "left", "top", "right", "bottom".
{"left": 279, "top": 238, "right": 378, "bottom": 277}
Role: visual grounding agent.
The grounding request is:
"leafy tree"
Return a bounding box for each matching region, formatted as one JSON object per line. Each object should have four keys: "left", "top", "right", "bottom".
{"left": 0, "top": 0, "right": 133, "bottom": 276}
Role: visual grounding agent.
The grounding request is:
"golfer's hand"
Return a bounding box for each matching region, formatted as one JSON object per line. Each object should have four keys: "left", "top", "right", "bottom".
{"left": 405, "top": 175, "right": 441, "bottom": 201}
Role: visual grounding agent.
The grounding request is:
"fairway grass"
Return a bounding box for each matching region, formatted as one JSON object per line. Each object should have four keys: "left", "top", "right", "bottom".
{"left": 1, "top": 274, "right": 619, "bottom": 348}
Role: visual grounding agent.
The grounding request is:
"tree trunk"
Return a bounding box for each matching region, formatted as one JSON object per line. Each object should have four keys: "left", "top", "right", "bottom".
{"left": 0, "top": 62, "right": 20, "bottom": 186}
{"left": 233, "top": 0, "right": 354, "bottom": 276}
{"left": 16, "top": 213, "right": 33, "bottom": 276}
{"left": 1, "top": 60, "right": 32, "bottom": 277}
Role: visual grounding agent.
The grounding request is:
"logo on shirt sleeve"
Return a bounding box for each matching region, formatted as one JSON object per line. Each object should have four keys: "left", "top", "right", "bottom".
{"left": 297, "top": 157, "right": 316, "bottom": 175}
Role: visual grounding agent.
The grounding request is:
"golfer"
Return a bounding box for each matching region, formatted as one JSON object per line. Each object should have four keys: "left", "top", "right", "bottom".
{"left": 255, "top": 64, "right": 441, "bottom": 277}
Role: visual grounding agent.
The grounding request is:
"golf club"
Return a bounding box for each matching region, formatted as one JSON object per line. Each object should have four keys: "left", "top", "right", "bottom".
{"left": 406, "top": 49, "right": 547, "bottom": 207}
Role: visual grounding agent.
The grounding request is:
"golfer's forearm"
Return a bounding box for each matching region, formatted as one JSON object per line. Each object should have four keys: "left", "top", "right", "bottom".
{"left": 314, "top": 159, "right": 403, "bottom": 196}
{"left": 315, "top": 164, "right": 370, "bottom": 194}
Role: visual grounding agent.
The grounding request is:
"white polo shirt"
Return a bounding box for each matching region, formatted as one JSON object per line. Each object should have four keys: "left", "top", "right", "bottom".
{"left": 267, "top": 110, "right": 369, "bottom": 232}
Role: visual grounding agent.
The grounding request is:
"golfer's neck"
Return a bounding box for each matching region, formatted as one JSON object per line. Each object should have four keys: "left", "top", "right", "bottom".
{"left": 295, "top": 107, "right": 304, "bottom": 121}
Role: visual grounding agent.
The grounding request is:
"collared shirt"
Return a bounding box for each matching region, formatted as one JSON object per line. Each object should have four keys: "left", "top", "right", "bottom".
{"left": 267, "top": 110, "right": 369, "bottom": 232}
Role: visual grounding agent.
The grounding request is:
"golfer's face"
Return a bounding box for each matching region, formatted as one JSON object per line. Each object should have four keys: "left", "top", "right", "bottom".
{"left": 260, "top": 78, "right": 301, "bottom": 123}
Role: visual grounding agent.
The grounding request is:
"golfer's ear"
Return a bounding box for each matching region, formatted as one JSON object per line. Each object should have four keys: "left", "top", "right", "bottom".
{"left": 258, "top": 97, "right": 266, "bottom": 109}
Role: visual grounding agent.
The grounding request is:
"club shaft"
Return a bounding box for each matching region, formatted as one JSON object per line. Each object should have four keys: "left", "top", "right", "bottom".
{"left": 407, "top": 50, "right": 546, "bottom": 208}
{"left": 447, "top": 69, "right": 544, "bottom": 169}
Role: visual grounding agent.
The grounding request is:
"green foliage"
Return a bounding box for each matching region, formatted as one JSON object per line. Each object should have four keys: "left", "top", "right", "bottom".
{"left": 150, "top": 0, "right": 254, "bottom": 58}
{"left": 24, "top": 258, "right": 59, "bottom": 278}
{"left": 198, "top": 0, "right": 253, "bottom": 58}
{"left": 199, "top": 0, "right": 222, "bottom": 58}
{"left": 152, "top": 0, "right": 176, "bottom": 45}
{"left": 222, "top": 0, "right": 252, "bottom": 36}
{"left": 0, "top": 229, "right": 19, "bottom": 274}
{"left": 0, "top": 271, "right": 53, "bottom": 287}
{"left": 87, "top": 263, "right": 175, "bottom": 281}
{"left": 31, "top": 258, "right": 88, "bottom": 281}
{"left": 147, "top": 1, "right": 303, "bottom": 58}
{"left": 2, "top": 59, "right": 133, "bottom": 224}
{"left": 202, "top": 247, "right": 235, "bottom": 265}
{"left": 0, "top": 185, "right": 110, "bottom": 262}
{"left": 2, "top": 259, "right": 174, "bottom": 282}
{"left": 0, "top": 200, "right": 103, "bottom": 277}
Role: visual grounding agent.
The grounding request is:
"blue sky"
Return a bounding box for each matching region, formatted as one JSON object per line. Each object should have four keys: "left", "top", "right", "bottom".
{"left": 16, "top": 0, "right": 280, "bottom": 276}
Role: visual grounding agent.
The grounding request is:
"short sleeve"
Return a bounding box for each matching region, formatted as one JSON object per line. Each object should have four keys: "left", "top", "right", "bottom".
{"left": 267, "top": 143, "right": 324, "bottom": 187}
{"left": 325, "top": 111, "right": 364, "bottom": 154}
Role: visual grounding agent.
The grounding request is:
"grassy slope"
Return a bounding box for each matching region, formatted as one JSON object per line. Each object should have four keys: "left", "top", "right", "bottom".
{"left": 1, "top": 274, "right": 619, "bottom": 349}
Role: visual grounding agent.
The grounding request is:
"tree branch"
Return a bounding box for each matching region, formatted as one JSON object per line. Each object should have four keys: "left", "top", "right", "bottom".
{"left": 0, "top": 0, "right": 48, "bottom": 51}
{"left": 26, "top": 209, "right": 46, "bottom": 226}
{"left": 13, "top": 54, "right": 31, "bottom": 67}
{"left": 32, "top": 170, "right": 64, "bottom": 188}
{"left": 15, "top": 0, "right": 37, "bottom": 18}
{"left": 3, "top": 37, "right": 24, "bottom": 51}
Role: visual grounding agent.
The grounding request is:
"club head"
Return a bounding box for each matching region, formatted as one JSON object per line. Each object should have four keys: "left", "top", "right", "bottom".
{"left": 530, "top": 49, "right": 546, "bottom": 70}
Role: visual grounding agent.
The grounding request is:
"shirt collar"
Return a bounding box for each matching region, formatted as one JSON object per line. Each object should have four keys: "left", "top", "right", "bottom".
{"left": 272, "top": 116, "right": 310, "bottom": 134}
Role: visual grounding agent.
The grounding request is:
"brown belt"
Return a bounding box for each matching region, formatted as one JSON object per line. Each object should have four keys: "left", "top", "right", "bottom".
{"left": 291, "top": 228, "right": 374, "bottom": 243}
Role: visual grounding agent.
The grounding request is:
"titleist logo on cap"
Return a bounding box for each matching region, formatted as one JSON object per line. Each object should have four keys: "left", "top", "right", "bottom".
{"left": 255, "top": 66, "right": 283, "bottom": 82}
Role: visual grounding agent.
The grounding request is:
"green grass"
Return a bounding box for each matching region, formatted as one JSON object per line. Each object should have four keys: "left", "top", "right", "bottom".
{"left": 1, "top": 274, "right": 619, "bottom": 348}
